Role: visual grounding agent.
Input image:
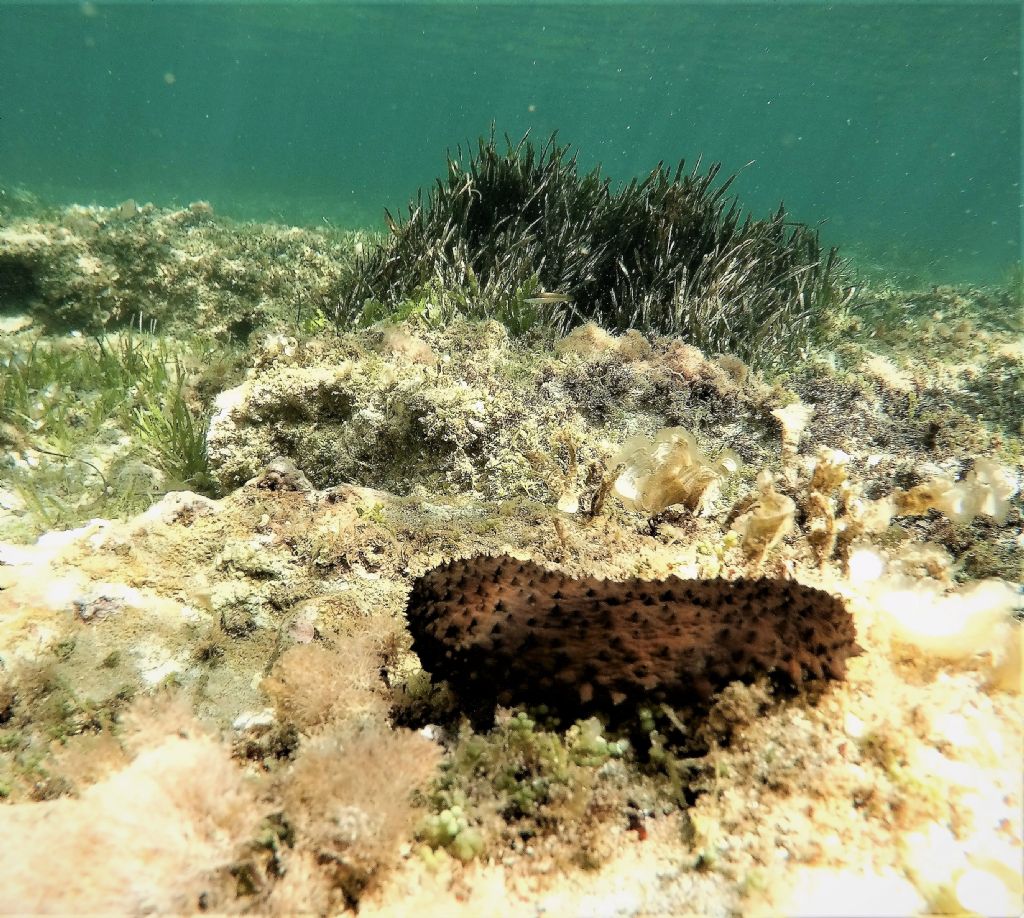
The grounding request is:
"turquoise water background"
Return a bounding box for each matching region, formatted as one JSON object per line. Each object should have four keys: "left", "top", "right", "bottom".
{"left": 1, "top": 2, "right": 1020, "bottom": 284}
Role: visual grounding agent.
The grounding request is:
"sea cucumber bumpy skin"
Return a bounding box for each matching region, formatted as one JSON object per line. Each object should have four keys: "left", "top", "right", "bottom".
{"left": 407, "top": 555, "right": 860, "bottom": 718}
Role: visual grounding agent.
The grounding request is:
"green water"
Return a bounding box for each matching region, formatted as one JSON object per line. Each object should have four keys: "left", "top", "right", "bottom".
{"left": 1, "top": 1, "right": 1020, "bottom": 284}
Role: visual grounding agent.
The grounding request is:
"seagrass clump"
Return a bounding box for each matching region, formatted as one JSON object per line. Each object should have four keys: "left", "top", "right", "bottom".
{"left": 337, "top": 131, "right": 846, "bottom": 367}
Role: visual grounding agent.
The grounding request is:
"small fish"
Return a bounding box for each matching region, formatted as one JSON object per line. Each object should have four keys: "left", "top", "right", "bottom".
{"left": 524, "top": 290, "right": 573, "bottom": 306}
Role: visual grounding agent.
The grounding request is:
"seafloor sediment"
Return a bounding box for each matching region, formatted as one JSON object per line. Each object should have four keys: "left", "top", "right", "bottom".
{"left": 0, "top": 200, "right": 1021, "bottom": 916}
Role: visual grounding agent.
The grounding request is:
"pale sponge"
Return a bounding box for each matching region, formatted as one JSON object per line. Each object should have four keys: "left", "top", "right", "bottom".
{"left": 896, "top": 459, "right": 1018, "bottom": 526}
{"left": 850, "top": 547, "right": 1022, "bottom": 692}
{"left": 876, "top": 578, "right": 1019, "bottom": 661}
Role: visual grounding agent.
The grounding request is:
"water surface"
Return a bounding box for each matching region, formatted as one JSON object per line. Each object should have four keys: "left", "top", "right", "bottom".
{"left": 1, "top": 2, "right": 1019, "bottom": 283}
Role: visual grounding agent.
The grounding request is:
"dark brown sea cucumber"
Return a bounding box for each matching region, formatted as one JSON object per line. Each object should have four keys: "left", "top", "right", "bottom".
{"left": 406, "top": 555, "right": 860, "bottom": 719}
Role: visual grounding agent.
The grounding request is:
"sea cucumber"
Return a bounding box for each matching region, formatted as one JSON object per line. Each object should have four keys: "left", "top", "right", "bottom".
{"left": 407, "top": 555, "right": 860, "bottom": 718}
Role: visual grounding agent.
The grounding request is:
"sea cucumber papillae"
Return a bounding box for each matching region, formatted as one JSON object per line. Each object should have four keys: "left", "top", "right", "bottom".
{"left": 407, "top": 555, "right": 860, "bottom": 718}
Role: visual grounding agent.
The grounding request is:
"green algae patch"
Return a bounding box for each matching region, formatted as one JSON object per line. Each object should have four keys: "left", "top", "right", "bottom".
{"left": 0, "top": 329, "right": 227, "bottom": 540}
{"left": 420, "top": 711, "right": 641, "bottom": 868}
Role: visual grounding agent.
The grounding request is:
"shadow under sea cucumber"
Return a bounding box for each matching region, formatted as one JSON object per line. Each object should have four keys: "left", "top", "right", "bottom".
{"left": 407, "top": 555, "right": 861, "bottom": 720}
